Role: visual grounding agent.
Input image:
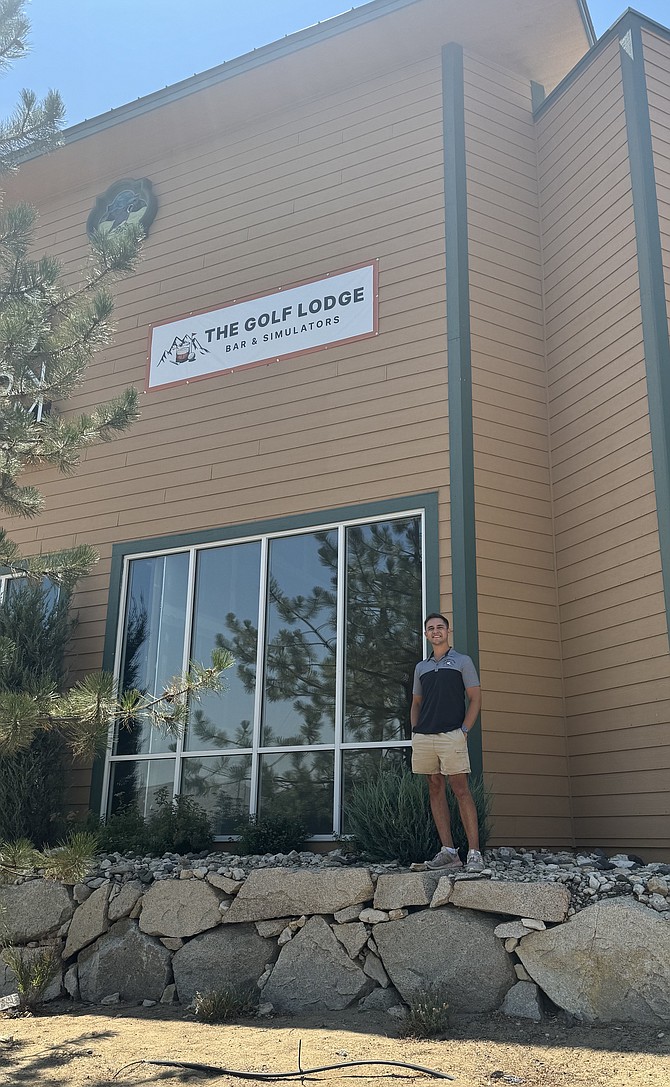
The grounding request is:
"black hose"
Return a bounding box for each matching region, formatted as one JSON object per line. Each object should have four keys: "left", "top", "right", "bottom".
{"left": 113, "top": 1055, "right": 454, "bottom": 1081}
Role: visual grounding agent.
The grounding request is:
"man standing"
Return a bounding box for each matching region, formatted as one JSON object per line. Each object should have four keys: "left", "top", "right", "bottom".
{"left": 411, "top": 613, "right": 484, "bottom": 871}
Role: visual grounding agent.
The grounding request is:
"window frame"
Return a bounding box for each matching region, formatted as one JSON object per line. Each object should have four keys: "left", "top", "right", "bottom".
{"left": 94, "top": 493, "right": 439, "bottom": 840}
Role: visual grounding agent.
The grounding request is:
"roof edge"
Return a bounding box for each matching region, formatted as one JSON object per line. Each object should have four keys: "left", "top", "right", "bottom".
{"left": 577, "top": 0, "right": 597, "bottom": 46}
{"left": 19, "top": 0, "right": 424, "bottom": 162}
{"left": 535, "top": 8, "right": 670, "bottom": 120}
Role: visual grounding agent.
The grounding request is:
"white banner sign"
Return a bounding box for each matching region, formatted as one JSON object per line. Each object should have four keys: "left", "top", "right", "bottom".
{"left": 147, "top": 262, "right": 377, "bottom": 391}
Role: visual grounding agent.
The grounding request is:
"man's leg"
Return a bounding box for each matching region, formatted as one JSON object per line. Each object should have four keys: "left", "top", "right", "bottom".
{"left": 448, "top": 773, "right": 480, "bottom": 852}
{"left": 427, "top": 773, "right": 454, "bottom": 848}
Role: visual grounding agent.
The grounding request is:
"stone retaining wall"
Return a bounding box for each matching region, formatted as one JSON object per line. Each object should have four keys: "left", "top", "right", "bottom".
{"left": 2, "top": 866, "right": 669, "bottom": 1024}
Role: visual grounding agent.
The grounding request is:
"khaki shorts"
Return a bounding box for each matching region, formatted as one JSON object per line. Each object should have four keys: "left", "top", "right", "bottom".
{"left": 411, "top": 729, "right": 471, "bottom": 776}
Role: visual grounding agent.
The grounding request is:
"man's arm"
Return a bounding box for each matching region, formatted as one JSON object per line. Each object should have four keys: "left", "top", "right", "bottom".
{"left": 410, "top": 694, "right": 422, "bottom": 732}
{"left": 461, "top": 685, "right": 481, "bottom": 734}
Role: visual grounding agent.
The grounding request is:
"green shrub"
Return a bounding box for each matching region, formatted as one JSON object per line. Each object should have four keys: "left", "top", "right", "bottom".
{"left": 346, "top": 766, "right": 491, "bottom": 865}
{"left": 401, "top": 988, "right": 451, "bottom": 1039}
{"left": 0, "top": 944, "right": 61, "bottom": 1012}
{"left": 0, "top": 581, "right": 74, "bottom": 846}
{"left": 235, "top": 812, "right": 306, "bottom": 856}
{"left": 94, "top": 788, "right": 212, "bottom": 855}
{"left": 192, "top": 984, "right": 258, "bottom": 1022}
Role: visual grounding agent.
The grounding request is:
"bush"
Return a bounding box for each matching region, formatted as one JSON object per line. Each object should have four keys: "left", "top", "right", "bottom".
{"left": 0, "top": 581, "right": 74, "bottom": 846}
{"left": 192, "top": 985, "right": 258, "bottom": 1022}
{"left": 235, "top": 812, "right": 307, "bottom": 856}
{"left": 94, "top": 788, "right": 212, "bottom": 855}
{"left": 0, "top": 944, "right": 61, "bottom": 1012}
{"left": 346, "top": 766, "right": 491, "bottom": 865}
{"left": 401, "top": 987, "right": 451, "bottom": 1039}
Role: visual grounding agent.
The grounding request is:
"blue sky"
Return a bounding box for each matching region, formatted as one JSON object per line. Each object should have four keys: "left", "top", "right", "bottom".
{"left": 2, "top": 1, "right": 669, "bottom": 128}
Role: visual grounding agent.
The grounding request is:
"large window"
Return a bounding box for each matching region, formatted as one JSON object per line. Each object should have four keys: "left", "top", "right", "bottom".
{"left": 103, "top": 511, "right": 424, "bottom": 838}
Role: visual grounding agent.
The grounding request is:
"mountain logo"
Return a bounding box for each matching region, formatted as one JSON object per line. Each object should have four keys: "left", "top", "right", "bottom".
{"left": 158, "top": 333, "right": 209, "bottom": 367}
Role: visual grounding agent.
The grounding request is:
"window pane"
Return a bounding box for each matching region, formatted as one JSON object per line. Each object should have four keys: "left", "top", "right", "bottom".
{"left": 341, "top": 747, "right": 412, "bottom": 835}
{"left": 185, "top": 542, "right": 261, "bottom": 752}
{"left": 259, "top": 750, "right": 334, "bottom": 835}
{"left": 114, "top": 553, "right": 189, "bottom": 755}
{"left": 262, "top": 531, "right": 337, "bottom": 746}
{"left": 343, "top": 518, "right": 423, "bottom": 743}
{"left": 107, "top": 759, "right": 176, "bottom": 819}
{"left": 180, "top": 754, "right": 252, "bottom": 835}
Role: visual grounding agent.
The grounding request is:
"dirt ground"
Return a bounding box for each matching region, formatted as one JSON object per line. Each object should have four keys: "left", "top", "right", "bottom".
{"left": 1, "top": 1002, "right": 669, "bottom": 1087}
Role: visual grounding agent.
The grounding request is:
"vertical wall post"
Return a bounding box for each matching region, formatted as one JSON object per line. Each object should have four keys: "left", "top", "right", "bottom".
{"left": 442, "top": 42, "right": 482, "bottom": 779}
{"left": 620, "top": 17, "right": 670, "bottom": 643}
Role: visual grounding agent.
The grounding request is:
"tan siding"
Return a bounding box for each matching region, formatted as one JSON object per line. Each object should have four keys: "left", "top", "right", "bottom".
{"left": 463, "top": 52, "right": 571, "bottom": 846}
{"left": 3, "top": 51, "right": 451, "bottom": 818}
{"left": 538, "top": 37, "right": 670, "bottom": 853}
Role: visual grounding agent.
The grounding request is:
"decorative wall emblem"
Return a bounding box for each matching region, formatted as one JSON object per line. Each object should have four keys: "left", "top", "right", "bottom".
{"left": 87, "top": 178, "right": 157, "bottom": 238}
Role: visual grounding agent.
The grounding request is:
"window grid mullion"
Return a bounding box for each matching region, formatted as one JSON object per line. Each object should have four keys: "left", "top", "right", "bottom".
{"left": 249, "top": 535, "right": 269, "bottom": 815}
{"left": 172, "top": 546, "right": 197, "bottom": 799}
{"left": 332, "top": 523, "right": 347, "bottom": 835}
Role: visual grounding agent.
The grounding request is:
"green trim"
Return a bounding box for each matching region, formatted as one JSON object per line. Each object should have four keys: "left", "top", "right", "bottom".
{"left": 442, "top": 42, "right": 482, "bottom": 781}
{"left": 620, "top": 17, "right": 670, "bottom": 644}
{"left": 536, "top": 10, "right": 670, "bottom": 121}
{"left": 577, "top": 0, "right": 597, "bottom": 46}
{"left": 530, "top": 81, "right": 546, "bottom": 112}
{"left": 89, "top": 492, "right": 440, "bottom": 814}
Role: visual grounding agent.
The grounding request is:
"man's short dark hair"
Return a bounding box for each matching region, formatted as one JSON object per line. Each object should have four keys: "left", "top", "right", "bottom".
{"left": 424, "top": 612, "right": 449, "bottom": 629}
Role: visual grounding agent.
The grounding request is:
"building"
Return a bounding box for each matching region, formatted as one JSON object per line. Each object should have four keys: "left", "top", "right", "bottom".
{"left": 3, "top": 0, "right": 670, "bottom": 857}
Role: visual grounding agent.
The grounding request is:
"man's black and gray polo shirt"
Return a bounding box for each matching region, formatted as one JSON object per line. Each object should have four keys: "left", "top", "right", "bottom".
{"left": 412, "top": 649, "right": 480, "bottom": 735}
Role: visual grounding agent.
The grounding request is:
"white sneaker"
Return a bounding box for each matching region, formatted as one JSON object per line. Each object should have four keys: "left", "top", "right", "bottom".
{"left": 425, "top": 847, "right": 463, "bottom": 871}
{"left": 466, "top": 849, "right": 484, "bottom": 871}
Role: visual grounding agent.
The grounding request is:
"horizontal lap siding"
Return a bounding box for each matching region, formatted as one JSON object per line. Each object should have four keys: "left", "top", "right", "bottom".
{"left": 538, "top": 39, "right": 670, "bottom": 853}
{"left": 463, "top": 52, "right": 570, "bottom": 846}
{"left": 2, "top": 54, "right": 450, "bottom": 813}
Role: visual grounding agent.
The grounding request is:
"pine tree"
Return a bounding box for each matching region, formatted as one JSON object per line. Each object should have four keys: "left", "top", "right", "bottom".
{"left": 0, "top": 0, "right": 143, "bottom": 586}
{"left": 0, "top": 4, "right": 230, "bottom": 877}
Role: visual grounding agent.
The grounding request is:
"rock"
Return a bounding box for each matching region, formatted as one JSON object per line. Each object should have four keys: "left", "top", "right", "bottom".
{"left": 206, "top": 873, "right": 241, "bottom": 895}
{"left": 0, "top": 880, "right": 74, "bottom": 943}
{"left": 142, "top": 999, "right": 157, "bottom": 1007}
{"left": 429, "top": 878, "right": 454, "bottom": 909}
{"left": 139, "top": 880, "right": 222, "bottom": 937}
{"left": 359, "top": 908, "right": 388, "bottom": 924}
{"left": 64, "top": 964, "right": 79, "bottom": 1000}
{"left": 359, "top": 986, "right": 404, "bottom": 1011}
{"left": 73, "top": 884, "right": 92, "bottom": 905}
{"left": 363, "top": 950, "right": 390, "bottom": 987}
{"left": 262, "top": 916, "right": 372, "bottom": 1012}
{"left": 374, "top": 908, "right": 515, "bottom": 1013}
{"left": 494, "top": 921, "right": 534, "bottom": 939}
{"left": 501, "top": 981, "right": 544, "bottom": 1021}
{"left": 223, "top": 869, "right": 374, "bottom": 923}
{"left": 514, "top": 963, "right": 532, "bottom": 982}
{"left": 64, "top": 884, "right": 111, "bottom": 959}
{"left": 521, "top": 918, "right": 546, "bottom": 931}
{"left": 100, "top": 993, "right": 120, "bottom": 1005}
{"left": 255, "top": 919, "right": 293, "bottom": 938}
{"left": 277, "top": 927, "right": 293, "bottom": 947}
{"left": 160, "top": 938, "right": 183, "bottom": 951}
{"left": 517, "top": 899, "right": 670, "bottom": 1023}
{"left": 108, "top": 881, "right": 143, "bottom": 923}
{"left": 78, "top": 919, "right": 172, "bottom": 1004}
{"left": 450, "top": 880, "right": 569, "bottom": 922}
{"left": 257, "top": 1002, "right": 274, "bottom": 1016}
{"left": 334, "top": 904, "right": 363, "bottom": 924}
{"left": 504, "top": 938, "right": 519, "bottom": 952}
{"left": 172, "top": 924, "right": 275, "bottom": 1004}
{"left": 374, "top": 873, "right": 437, "bottom": 911}
{"left": 388, "top": 909, "right": 408, "bottom": 920}
{"left": 160, "top": 984, "right": 176, "bottom": 1004}
{"left": 0, "top": 945, "right": 62, "bottom": 1003}
{"left": 333, "top": 922, "right": 368, "bottom": 959}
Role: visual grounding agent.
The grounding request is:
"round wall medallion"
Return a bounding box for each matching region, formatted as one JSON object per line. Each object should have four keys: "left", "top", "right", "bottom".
{"left": 87, "top": 177, "right": 157, "bottom": 238}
